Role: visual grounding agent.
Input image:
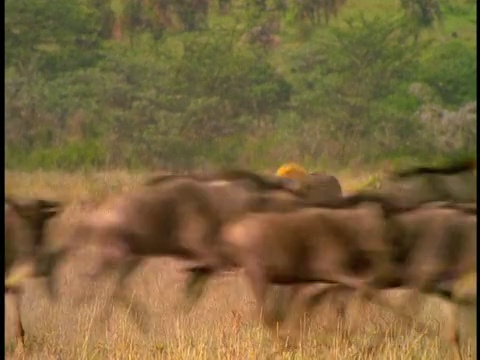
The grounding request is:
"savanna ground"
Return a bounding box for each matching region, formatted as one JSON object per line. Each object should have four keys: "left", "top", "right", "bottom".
{"left": 5, "top": 170, "right": 477, "bottom": 360}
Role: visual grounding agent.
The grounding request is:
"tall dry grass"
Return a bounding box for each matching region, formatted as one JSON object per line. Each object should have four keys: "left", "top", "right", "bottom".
{"left": 5, "top": 170, "right": 477, "bottom": 359}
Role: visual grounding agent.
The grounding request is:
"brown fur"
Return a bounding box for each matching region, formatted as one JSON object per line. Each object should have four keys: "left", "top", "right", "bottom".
{"left": 144, "top": 168, "right": 344, "bottom": 205}
{"left": 393, "top": 158, "right": 476, "bottom": 178}
{"left": 299, "top": 172, "right": 343, "bottom": 202}
{"left": 5, "top": 197, "right": 64, "bottom": 352}
{"left": 298, "top": 205, "right": 476, "bottom": 360}
{"left": 45, "top": 175, "right": 314, "bottom": 331}
{"left": 220, "top": 204, "right": 389, "bottom": 328}
{"left": 144, "top": 169, "right": 301, "bottom": 196}
{"left": 220, "top": 191, "right": 476, "bottom": 359}
{"left": 384, "top": 159, "right": 477, "bottom": 206}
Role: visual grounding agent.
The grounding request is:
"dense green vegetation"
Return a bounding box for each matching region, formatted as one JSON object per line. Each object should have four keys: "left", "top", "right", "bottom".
{"left": 5, "top": 0, "right": 477, "bottom": 171}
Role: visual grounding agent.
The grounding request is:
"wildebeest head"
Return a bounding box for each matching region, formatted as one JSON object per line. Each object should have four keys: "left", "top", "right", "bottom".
{"left": 5, "top": 197, "right": 63, "bottom": 249}
{"left": 5, "top": 197, "right": 64, "bottom": 291}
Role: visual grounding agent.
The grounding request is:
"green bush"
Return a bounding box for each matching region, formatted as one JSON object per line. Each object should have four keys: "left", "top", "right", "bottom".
{"left": 419, "top": 40, "right": 476, "bottom": 107}
{"left": 4, "top": 1, "right": 477, "bottom": 171}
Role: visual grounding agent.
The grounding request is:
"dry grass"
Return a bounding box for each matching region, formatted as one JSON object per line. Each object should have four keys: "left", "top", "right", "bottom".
{"left": 5, "top": 170, "right": 477, "bottom": 360}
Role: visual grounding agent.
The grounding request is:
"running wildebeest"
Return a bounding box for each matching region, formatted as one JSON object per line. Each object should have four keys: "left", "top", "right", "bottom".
{"left": 378, "top": 158, "right": 476, "bottom": 206}
{"left": 272, "top": 159, "right": 477, "bottom": 357}
{"left": 143, "top": 168, "right": 343, "bottom": 223}
{"left": 299, "top": 172, "right": 343, "bottom": 202}
{"left": 278, "top": 160, "right": 476, "bottom": 357}
{"left": 274, "top": 162, "right": 343, "bottom": 202}
{"left": 301, "top": 202, "right": 476, "bottom": 360}
{"left": 5, "top": 196, "right": 64, "bottom": 352}
{"left": 219, "top": 196, "right": 399, "bottom": 326}
{"left": 220, "top": 195, "right": 476, "bottom": 359}
{"left": 42, "top": 178, "right": 226, "bottom": 331}
{"left": 146, "top": 167, "right": 344, "bottom": 311}
{"left": 42, "top": 171, "right": 318, "bottom": 331}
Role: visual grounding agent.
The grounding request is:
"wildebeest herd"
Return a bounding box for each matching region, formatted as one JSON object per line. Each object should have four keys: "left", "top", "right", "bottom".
{"left": 5, "top": 159, "right": 477, "bottom": 359}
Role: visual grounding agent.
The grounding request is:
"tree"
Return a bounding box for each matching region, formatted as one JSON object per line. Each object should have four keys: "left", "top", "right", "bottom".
{"left": 400, "top": 0, "right": 443, "bottom": 35}
{"left": 5, "top": 0, "right": 105, "bottom": 75}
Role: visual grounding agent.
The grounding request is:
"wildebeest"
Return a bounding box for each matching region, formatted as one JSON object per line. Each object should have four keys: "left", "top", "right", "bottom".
{"left": 146, "top": 168, "right": 342, "bottom": 311}
{"left": 219, "top": 198, "right": 398, "bottom": 327}
{"left": 378, "top": 158, "right": 476, "bottom": 206}
{"left": 298, "top": 172, "right": 343, "bottom": 202}
{"left": 299, "top": 203, "right": 476, "bottom": 360}
{"left": 220, "top": 189, "right": 476, "bottom": 359}
{"left": 271, "top": 159, "right": 477, "bottom": 357}
{"left": 42, "top": 171, "right": 318, "bottom": 330}
{"left": 275, "top": 162, "right": 343, "bottom": 201}
{"left": 144, "top": 163, "right": 470, "bottom": 315}
{"left": 43, "top": 178, "right": 226, "bottom": 330}
{"left": 5, "top": 197, "right": 64, "bottom": 352}
{"left": 143, "top": 168, "right": 343, "bottom": 220}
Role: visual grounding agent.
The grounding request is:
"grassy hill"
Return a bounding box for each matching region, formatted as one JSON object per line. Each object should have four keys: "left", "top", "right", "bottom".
{"left": 5, "top": 0, "right": 477, "bottom": 171}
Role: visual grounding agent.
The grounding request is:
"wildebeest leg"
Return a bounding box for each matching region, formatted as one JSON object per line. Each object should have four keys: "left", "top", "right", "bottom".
{"left": 307, "top": 284, "right": 351, "bottom": 326}
{"left": 98, "top": 257, "right": 150, "bottom": 333}
{"left": 419, "top": 282, "right": 465, "bottom": 360}
{"left": 270, "top": 285, "right": 299, "bottom": 325}
{"left": 37, "top": 248, "right": 68, "bottom": 301}
{"left": 72, "top": 253, "right": 122, "bottom": 306}
{"left": 181, "top": 232, "right": 225, "bottom": 307}
{"left": 114, "top": 257, "right": 150, "bottom": 332}
{"left": 243, "top": 265, "right": 276, "bottom": 330}
{"left": 287, "top": 284, "right": 352, "bottom": 337}
{"left": 269, "top": 284, "right": 338, "bottom": 328}
{"left": 440, "top": 300, "right": 463, "bottom": 360}
{"left": 320, "top": 273, "right": 432, "bottom": 335}
{"left": 8, "top": 288, "right": 26, "bottom": 354}
{"left": 184, "top": 266, "right": 214, "bottom": 310}
{"left": 243, "top": 266, "right": 299, "bottom": 349}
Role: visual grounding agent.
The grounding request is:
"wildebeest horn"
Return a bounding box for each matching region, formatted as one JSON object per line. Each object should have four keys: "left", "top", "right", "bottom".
{"left": 5, "top": 197, "right": 64, "bottom": 220}
{"left": 38, "top": 199, "right": 64, "bottom": 219}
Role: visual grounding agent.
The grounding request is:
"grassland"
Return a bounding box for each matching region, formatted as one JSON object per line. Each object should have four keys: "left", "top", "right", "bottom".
{"left": 5, "top": 170, "right": 477, "bottom": 360}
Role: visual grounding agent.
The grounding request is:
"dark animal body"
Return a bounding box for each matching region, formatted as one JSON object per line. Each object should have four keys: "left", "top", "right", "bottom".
{"left": 329, "top": 160, "right": 476, "bottom": 359}
{"left": 5, "top": 197, "right": 64, "bottom": 352}
{"left": 145, "top": 168, "right": 343, "bottom": 204}
{"left": 299, "top": 172, "right": 343, "bottom": 202}
{"left": 381, "top": 158, "right": 477, "bottom": 206}
{"left": 45, "top": 173, "right": 321, "bottom": 330}
{"left": 44, "top": 166, "right": 347, "bottom": 332}
{"left": 267, "top": 159, "right": 477, "bottom": 358}
{"left": 39, "top": 160, "right": 475, "bottom": 357}
{"left": 221, "top": 200, "right": 476, "bottom": 359}
{"left": 220, "top": 203, "right": 390, "bottom": 330}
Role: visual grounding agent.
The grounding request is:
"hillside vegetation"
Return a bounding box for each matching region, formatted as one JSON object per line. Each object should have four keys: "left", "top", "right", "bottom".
{"left": 5, "top": 0, "right": 477, "bottom": 172}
